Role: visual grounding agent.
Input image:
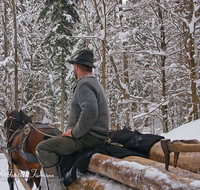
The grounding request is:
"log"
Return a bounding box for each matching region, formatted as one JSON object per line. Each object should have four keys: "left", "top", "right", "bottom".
{"left": 149, "top": 141, "right": 200, "bottom": 173}
{"left": 2, "top": 148, "right": 32, "bottom": 190}
{"left": 88, "top": 153, "right": 200, "bottom": 190}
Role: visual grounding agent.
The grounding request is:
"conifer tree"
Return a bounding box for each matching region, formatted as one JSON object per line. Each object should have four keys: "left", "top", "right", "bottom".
{"left": 39, "top": 0, "right": 79, "bottom": 131}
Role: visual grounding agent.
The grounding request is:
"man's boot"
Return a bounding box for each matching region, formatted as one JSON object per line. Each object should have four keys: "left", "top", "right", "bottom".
{"left": 42, "top": 164, "right": 65, "bottom": 190}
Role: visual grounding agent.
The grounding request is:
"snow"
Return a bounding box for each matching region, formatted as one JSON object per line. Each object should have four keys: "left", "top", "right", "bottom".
{"left": 63, "top": 13, "right": 72, "bottom": 22}
{"left": 52, "top": 24, "right": 59, "bottom": 32}
{"left": 1, "top": 120, "right": 200, "bottom": 189}
{"left": 118, "top": 31, "right": 129, "bottom": 40}
{"left": 161, "top": 119, "right": 200, "bottom": 141}
{"left": 0, "top": 56, "right": 14, "bottom": 67}
{"left": 0, "top": 154, "right": 23, "bottom": 190}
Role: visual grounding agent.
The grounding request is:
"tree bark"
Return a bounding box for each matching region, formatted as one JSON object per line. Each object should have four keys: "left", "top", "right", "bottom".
{"left": 188, "top": 34, "right": 198, "bottom": 121}
{"left": 88, "top": 153, "right": 200, "bottom": 190}
{"left": 101, "top": 0, "right": 106, "bottom": 90}
{"left": 30, "top": 26, "right": 37, "bottom": 122}
{"left": 182, "top": 0, "right": 198, "bottom": 121}
{"left": 119, "top": 0, "right": 131, "bottom": 128}
{"left": 2, "top": 1, "right": 9, "bottom": 110}
{"left": 157, "top": 0, "right": 168, "bottom": 132}
{"left": 61, "top": 51, "right": 65, "bottom": 132}
{"left": 12, "top": 0, "right": 18, "bottom": 110}
{"left": 3, "top": 0, "right": 8, "bottom": 58}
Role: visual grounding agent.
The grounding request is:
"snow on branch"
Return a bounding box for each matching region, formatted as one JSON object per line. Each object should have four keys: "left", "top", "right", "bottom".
{"left": 132, "top": 91, "right": 189, "bottom": 120}
{"left": 0, "top": 57, "right": 15, "bottom": 67}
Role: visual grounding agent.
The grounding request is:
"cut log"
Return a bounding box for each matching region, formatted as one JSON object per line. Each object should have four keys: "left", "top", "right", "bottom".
{"left": 149, "top": 141, "right": 200, "bottom": 173}
{"left": 88, "top": 153, "right": 200, "bottom": 190}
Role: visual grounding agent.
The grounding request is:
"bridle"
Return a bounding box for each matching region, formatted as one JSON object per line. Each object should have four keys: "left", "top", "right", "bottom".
{"left": 6, "top": 115, "right": 57, "bottom": 145}
{"left": 6, "top": 116, "right": 30, "bottom": 145}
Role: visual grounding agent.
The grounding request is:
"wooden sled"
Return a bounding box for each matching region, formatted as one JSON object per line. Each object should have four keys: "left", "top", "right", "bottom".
{"left": 149, "top": 139, "right": 200, "bottom": 173}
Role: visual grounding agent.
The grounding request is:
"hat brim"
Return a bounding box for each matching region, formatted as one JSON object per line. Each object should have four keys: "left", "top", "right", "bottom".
{"left": 68, "top": 59, "right": 96, "bottom": 68}
{"left": 68, "top": 59, "right": 78, "bottom": 64}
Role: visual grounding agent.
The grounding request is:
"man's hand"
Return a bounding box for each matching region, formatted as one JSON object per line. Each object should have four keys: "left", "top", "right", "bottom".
{"left": 62, "top": 129, "right": 73, "bottom": 137}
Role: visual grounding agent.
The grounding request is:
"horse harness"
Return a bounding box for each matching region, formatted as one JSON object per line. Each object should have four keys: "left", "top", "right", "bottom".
{"left": 7, "top": 122, "right": 61, "bottom": 163}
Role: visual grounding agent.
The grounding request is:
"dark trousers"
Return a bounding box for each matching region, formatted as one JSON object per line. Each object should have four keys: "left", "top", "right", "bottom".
{"left": 36, "top": 133, "right": 104, "bottom": 168}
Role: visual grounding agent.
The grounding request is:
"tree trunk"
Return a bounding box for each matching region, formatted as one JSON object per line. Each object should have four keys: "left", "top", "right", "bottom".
{"left": 179, "top": 0, "right": 199, "bottom": 121}
{"left": 188, "top": 34, "right": 198, "bottom": 121}
{"left": 2, "top": 1, "right": 9, "bottom": 110}
{"left": 3, "top": 0, "right": 8, "bottom": 58}
{"left": 61, "top": 51, "right": 65, "bottom": 132}
{"left": 101, "top": 0, "right": 106, "bottom": 90}
{"left": 123, "top": 43, "right": 130, "bottom": 128}
{"left": 157, "top": 0, "right": 168, "bottom": 132}
{"left": 30, "top": 26, "right": 37, "bottom": 122}
{"left": 12, "top": 0, "right": 18, "bottom": 110}
{"left": 120, "top": 0, "right": 131, "bottom": 128}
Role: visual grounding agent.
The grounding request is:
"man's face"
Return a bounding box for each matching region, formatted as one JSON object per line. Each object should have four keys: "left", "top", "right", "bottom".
{"left": 74, "top": 64, "right": 78, "bottom": 80}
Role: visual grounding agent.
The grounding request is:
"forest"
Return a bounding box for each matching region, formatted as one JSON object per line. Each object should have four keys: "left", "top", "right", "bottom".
{"left": 0, "top": 0, "right": 200, "bottom": 135}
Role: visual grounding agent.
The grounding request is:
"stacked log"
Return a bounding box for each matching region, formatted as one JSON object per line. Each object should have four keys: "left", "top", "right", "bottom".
{"left": 88, "top": 153, "right": 200, "bottom": 190}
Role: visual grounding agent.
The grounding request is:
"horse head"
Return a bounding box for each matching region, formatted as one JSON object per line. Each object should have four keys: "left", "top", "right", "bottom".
{"left": 4, "top": 110, "right": 34, "bottom": 142}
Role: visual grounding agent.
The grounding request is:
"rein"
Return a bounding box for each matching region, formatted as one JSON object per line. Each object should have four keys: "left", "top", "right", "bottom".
{"left": 5, "top": 116, "right": 61, "bottom": 163}
{"left": 28, "top": 123, "right": 56, "bottom": 138}
{"left": 7, "top": 119, "right": 56, "bottom": 144}
{"left": 7, "top": 117, "right": 25, "bottom": 146}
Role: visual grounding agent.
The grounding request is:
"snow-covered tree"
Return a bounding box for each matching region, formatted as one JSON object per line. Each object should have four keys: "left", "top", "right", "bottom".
{"left": 38, "top": 0, "right": 79, "bottom": 131}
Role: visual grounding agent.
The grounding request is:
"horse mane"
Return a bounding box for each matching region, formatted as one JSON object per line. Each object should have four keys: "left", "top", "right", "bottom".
{"left": 9, "top": 110, "right": 19, "bottom": 118}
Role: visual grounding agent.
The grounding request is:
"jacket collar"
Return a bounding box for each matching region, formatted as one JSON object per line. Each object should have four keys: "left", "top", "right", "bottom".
{"left": 76, "top": 74, "right": 94, "bottom": 84}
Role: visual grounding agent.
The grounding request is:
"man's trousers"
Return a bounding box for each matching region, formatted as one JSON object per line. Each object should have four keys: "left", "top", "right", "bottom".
{"left": 36, "top": 133, "right": 104, "bottom": 168}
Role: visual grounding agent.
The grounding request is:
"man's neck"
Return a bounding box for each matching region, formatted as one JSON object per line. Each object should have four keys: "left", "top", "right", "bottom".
{"left": 78, "top": 72, "right": 92, "bottom": 79}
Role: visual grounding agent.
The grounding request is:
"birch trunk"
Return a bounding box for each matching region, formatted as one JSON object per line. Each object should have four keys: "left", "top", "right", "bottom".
{"left": 157, "top": 0, "right": 168, "bottom": 132}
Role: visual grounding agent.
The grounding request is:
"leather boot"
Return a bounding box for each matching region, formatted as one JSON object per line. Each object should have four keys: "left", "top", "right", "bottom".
{"left": 41, "top": 164, "right": 65, "bottom": 190}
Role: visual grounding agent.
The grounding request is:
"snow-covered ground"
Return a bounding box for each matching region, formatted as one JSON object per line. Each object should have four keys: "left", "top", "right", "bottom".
{"left": 0, "top": 119, "right": 200, "bottom": 190}
{"left": 161, "top": 119, "right": 200, "bottom": 141}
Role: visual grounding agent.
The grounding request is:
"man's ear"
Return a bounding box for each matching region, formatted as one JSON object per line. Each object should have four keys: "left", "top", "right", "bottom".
{"left": 75, "top": 64, "right": 80, "bottom": 72}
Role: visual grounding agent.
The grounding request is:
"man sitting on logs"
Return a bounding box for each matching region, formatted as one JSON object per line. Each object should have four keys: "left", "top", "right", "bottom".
{"left": 36, "top": 50, "right": 109, "bottom": 190}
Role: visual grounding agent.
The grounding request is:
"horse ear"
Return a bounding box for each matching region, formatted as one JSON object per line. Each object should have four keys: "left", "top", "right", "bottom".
{"left": 9, "top": 116, "right": 15, "bottom": 121}
{"left": 18, "top": 109, "right": 25, "bottom": 119}
{"left": 6, "top": 111, "right": 10, "bottom": 118}
{"left": 29, "top": 114, "right": 34, "bottom": 119}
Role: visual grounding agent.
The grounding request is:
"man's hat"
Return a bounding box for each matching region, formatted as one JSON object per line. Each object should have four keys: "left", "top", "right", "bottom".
{"left": 68, "top": 50, "right": 96, "bottom": 68}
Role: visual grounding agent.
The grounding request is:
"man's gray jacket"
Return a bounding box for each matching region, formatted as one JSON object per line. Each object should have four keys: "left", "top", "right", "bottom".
{"left": 67, "top": 75, "right": 109, "bottom": 139}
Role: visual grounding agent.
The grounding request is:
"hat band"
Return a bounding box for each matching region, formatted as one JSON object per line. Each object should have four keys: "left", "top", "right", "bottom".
{"left": 75, "top": 57, "right": 93, "bottom": 64}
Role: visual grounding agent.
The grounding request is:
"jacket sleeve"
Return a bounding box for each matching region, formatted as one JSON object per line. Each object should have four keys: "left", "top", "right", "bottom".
{"left": 71, "top": 81, "right": 99, "bottom": 138}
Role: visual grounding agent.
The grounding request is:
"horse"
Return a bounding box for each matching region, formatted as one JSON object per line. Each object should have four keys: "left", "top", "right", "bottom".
{"left": 3, "top": 110, "right": 62, "bottom": 190}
